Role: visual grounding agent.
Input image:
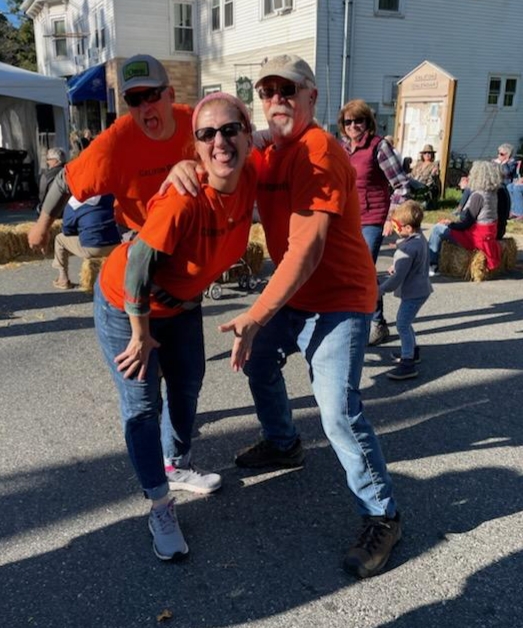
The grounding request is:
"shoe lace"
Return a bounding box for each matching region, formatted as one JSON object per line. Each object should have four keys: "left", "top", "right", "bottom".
{"left": 354, "top": 518, "right": 391, "bottom": 552}
{"left": 153, "top": 502, "right": 177, "bottom": 534}
{"left": 250, "top": 440, "right": 275, "bottom": 454}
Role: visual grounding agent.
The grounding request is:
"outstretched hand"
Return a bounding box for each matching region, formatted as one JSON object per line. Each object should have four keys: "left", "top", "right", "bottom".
{"left": 219, "top": 313, "right": 261, "bottom": 372}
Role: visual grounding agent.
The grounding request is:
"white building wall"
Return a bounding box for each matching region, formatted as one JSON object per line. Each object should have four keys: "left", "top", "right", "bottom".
{"left": 348, "top": 0, "right": 523, "bottom": 159}
{"left": 199, "top": 0, "right": 317, "bottom": 129}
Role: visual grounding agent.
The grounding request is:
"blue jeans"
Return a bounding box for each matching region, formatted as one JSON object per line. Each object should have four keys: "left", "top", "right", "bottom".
{"left": 396, "top": 296, "right": 428, "bottom": 359}
{"left": 93, "top": 281, "right": 205, "bottom": 500}
{"left": 507, "top": 183, "right": 523, "bottom": 217}
{"left": 244, "top": 306, "right": 397, "bottom": 518}
{"left": 362, "top": 224, "right": 385, "bottom": 325}
{"left": 428, "top": 223, "right": 457, "bottom": 266}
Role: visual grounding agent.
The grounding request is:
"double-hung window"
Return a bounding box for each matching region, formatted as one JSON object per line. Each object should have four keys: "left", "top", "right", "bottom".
{"left": 171, "top": 1, "right": 194, "bottom": 52}
{"left": 488, "top": 76, "right": 518, "bottom": 109}
{"left": 263, "top": 0, "right": 293, "bottom": 17}
{"left": 212, "top": 0, "right": 234, "bottom": 31}
{"left": 52, "top": 19, "right": 67, "bottom": 58}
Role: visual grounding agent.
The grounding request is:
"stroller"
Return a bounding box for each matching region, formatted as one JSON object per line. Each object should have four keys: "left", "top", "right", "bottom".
{"left": 204, "top": 256, "right": 259, "bottom": 300}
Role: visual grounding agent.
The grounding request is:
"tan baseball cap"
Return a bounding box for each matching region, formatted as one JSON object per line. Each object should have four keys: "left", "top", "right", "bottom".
{"left": 255, "top": 54, "right": 316, "bottom": 88}
{"left": 120, "top": 54, "right": 169, "bottom": 93}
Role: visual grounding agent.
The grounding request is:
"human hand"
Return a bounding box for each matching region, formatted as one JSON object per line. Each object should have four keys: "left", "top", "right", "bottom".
{"left": 438, "top": 218, "right": 451, "bottom": 225}
{"left": 159, "top": 160, "right": 203, "bottom": 196}
{"left": 387, "top": 265, "right": 395, "bottom": 275}
{"left": 115, "top": 334, "right": 160, "bottom": 380}
{"left": 218, "top": 313, "right": 261, "bottom": 372}
{"left": 27, "top": 223, "right": 50, "bottom": 253}
{"left": 382, "top": 220, "right": 394, "bottom": 237}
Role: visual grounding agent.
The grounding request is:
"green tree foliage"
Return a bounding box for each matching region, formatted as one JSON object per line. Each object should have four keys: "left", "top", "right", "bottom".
{"left": 0, "top": 0, "right": 36, "bottom": 70}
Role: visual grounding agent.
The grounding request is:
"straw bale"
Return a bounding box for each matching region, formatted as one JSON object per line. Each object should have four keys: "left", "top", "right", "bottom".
{"left": 248, "top": 223, "right": 269, "bottom": 259}
{"left": 439, "top": 241, "right": 473, "bottom": 279}
{"left": 500, "top": 237, "right": 518, "bottom": 271}
{"left": 0, "top": 221, "right": 62, "bottom": 264}
{"left": 439, "top": 237, "right": 518, "bottom": 282}
{"left": 79, "top": 257, "right": 107, "bottom": 293}
{"left": 243, "top": 241, "right": 264, "bottom": 275}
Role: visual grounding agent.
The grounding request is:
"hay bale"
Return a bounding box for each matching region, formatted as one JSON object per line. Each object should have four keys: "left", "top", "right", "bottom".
{"left": 249, "top": 223, "right": 269, "bottom": 259}
{"left": 79, "top": 257, "right": 106, "bottom": 293}
{"left": 243, "top": 241, "right": 264, "bottom": 275}
{"left": 439, "top": 237, "right": 518, "bottom": 282}
{"left": 439, "top": 241, "right": 473, "bottom": 279}
{"left": 0, "top": 220, "right": 62, "bottom": 264}
{"left": 500, "top": 237, "right": 518, "bottom": 271}
{"left": 469, "top": 250, "right": 489, "bottom": 282}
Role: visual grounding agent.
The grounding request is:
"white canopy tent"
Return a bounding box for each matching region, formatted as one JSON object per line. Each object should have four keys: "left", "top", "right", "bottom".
{"left": 0, "top": 62, "right": 69, "bottom": 172}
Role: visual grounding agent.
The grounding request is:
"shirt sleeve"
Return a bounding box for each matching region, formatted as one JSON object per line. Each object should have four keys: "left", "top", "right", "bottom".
{"left": 449, "top": 193, "right": 482, "bottom": 231}
{"left": 376, "top": 139, "right": 410, "bottom": 211}
{"left": 379, "top": 246, "right": 413, "bottom": 294}
{"left": 123, "top": 238, "right": 163, "bottom": 317}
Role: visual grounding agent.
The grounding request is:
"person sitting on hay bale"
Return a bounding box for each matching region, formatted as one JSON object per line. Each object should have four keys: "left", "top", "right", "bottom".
{"left": 428, "top": 160, "right": 502, "bottom": 277}
{"left": 52, "top": 194, "right": 120, "bottom": 289}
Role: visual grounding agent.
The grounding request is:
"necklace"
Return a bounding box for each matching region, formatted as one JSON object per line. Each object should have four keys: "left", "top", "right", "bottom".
{"left": 212, "top": 190, "right": 235, "bottom": 227}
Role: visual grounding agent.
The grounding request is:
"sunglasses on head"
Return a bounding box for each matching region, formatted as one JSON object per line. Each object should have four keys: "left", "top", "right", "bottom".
{"left": 194, "top": 122, "right": 245, "bottom": 144}
{"left": 257, "top": 83, "right": 303, "bottom": 100}
{"left": 123, "top": 85, "right": 167, "bottom": 108}
{"left": 343, "top": 117, "right": 365, "bottom": 126}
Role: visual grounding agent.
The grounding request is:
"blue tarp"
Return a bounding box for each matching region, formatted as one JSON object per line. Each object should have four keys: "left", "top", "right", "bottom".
{"left": 67, "top": 64, "right": 106, "bottom": 104}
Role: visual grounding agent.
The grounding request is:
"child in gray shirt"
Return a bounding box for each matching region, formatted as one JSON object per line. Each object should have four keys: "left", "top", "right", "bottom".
{"left": 379, "top": 200, "right": 433, "bottom": 380}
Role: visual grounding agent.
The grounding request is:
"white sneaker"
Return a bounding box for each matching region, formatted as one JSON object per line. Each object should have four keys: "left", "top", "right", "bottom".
{"left": 165, "top": 463, "right": 222, "bottom": 495}
{"left": 148, "top": 498, "right": 189, "bottom": 561}
{"left": 429, "top": 265, "right": 439, "bottom": 277}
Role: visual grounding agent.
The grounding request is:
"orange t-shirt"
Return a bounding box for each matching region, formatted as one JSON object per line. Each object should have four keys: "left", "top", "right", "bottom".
{"left": 255, "top": 126, "right": 377, "bottom": 314}
{"left": 99, "top": 159, "right": 257, "bottom": 317}
{"left": 65, "top": 104, "right": 195, "bottom": 231}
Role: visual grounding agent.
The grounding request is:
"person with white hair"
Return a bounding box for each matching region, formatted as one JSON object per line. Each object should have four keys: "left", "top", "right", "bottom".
{"left": 35, "top": 147, "right": 66, "bottom": 215}
{"left": 428, "top": 160, "right": 503, "bottom": 275}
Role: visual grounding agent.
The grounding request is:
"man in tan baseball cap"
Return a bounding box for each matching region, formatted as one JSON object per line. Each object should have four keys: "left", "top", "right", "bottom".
{"left": 220, "top": 53, "right": 403, "bottom": 579}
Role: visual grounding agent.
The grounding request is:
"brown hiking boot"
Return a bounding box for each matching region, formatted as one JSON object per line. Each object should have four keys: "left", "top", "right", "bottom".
{"left": 343, "top": 513, "right": 401, "bottom": 578}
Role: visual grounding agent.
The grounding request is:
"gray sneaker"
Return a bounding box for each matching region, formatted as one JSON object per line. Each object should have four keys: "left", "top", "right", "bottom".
{"left": 165, "top": 464, "right": 222, "bottom": 495}
{"left": 148, "top": 499, "right": 189, "bottom": 561}
{"left": 368, "top": 323, "right": 390, "bottom": 346}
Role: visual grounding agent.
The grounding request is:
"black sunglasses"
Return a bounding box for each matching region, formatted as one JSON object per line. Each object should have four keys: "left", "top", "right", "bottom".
{"left": 123, "top": 85, "right": 167, "bottom": 108}
{"left": 257, "top": 83, "right": 302, "bottom": 100}
{"left": 194, "top": 122, "right": 245, "bottom": 144}
{"left": 343, "top": 117, "right": 365, "bottom": 126}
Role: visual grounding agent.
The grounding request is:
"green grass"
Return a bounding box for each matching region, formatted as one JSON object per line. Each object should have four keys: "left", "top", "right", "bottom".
{"left": 423, "top": 188, "right": 523, "bottom": 235}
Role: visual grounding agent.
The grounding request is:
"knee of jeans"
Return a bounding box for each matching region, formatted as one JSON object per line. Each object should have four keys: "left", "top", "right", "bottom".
{"left": 244, "top": 349, "right": 286, "bottom": 378}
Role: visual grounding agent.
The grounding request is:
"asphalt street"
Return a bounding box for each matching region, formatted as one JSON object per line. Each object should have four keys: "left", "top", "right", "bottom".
{"left": 1, "top": 238, "right": 522, "bottom": 628}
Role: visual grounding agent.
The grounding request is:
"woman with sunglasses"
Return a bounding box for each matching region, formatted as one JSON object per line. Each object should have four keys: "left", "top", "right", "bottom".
{"left": 93, "top": 92, "right": 256, "bottom": 561}
{"left": 337, "top": 99, "right": 410, "bottom": 347}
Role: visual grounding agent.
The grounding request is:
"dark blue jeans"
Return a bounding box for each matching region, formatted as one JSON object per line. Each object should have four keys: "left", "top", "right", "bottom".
{"left": 362, "top": 224, "right": 386, "bottom": 325}
{"left": 93, "top": 281, "right": 205, "bottom": 499}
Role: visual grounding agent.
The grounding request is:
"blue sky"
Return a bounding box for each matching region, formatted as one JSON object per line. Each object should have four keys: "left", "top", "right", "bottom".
{"left": 0, "top": 0, "right": 19, "bottom": 25}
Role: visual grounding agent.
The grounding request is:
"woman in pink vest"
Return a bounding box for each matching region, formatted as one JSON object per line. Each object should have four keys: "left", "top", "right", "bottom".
{"left": 338, "top": 99, "right": 410, "bottom": 346}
